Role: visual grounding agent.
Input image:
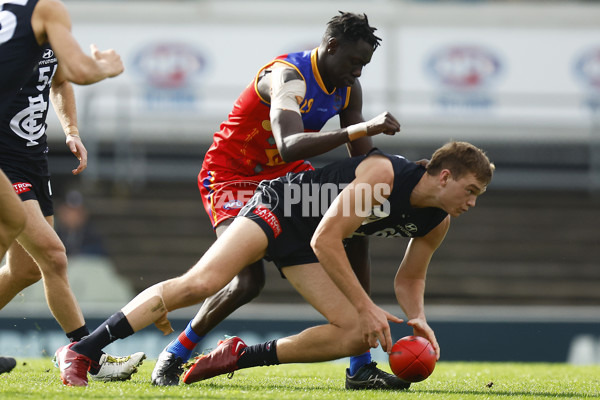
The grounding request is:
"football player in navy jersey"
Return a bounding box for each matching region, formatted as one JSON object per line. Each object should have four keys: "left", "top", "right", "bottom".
{"left": 0, "top": 0, "right": 143, "bottom": 382}
{"left": 56, "top": 141, "right": 494, "bottom": 388}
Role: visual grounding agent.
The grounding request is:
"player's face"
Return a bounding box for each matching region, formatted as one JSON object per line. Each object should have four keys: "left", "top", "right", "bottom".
{"left": 441, "top": 172, "right": 486, "bottom": 217}
{"left": 327, "top": 39, "right": 374, "bottom": 89}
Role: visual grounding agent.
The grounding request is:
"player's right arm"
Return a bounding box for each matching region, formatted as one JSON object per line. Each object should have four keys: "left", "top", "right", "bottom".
{"left": 267, "top": 64, "right": 401, "bottom": 163}
{"left": 311, "top": 155, "right": 404, "bottom": 353}
{"left": 32, "top": 0, "right": 123, "bottom": 84}
{"left": 393, "top": 217, "right": 450, "bottom": 359}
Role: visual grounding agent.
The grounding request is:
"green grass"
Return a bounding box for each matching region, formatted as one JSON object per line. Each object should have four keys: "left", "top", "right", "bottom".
{"left": 1, "top": 359, "right": 600, "bottom": 399}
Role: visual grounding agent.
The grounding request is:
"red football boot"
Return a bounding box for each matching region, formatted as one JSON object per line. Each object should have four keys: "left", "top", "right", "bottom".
{"left": 55, "top": 343, "right": 93, "bottom": 386}
{"left": 182, "top": 336, "right": 247, "bottom": 384}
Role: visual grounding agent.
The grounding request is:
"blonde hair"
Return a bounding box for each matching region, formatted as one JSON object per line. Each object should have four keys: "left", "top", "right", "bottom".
{"left": 426, "top": 141, "right": 495, "bottom": 185}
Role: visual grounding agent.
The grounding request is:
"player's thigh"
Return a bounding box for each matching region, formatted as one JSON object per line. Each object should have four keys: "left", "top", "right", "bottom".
{"left": 0, "top": 170, "right": 26, "bottom": 233}
{"left": 182, "top": 217, "right": 268, "bottom": 291}
{"left": 15, "top": 200, "right": 64, "bottom": 263}
{"left": 283, "top": 263, "right": 357, "bottom": 327}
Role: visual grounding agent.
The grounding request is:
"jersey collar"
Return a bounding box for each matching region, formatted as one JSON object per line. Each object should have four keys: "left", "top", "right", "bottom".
{"left": 311, "top": 48, "right": 335, "bottom": 95}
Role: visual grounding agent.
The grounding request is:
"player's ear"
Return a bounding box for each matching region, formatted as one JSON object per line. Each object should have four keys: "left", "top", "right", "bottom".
{"left": 439, "top": 169, "right": 451, "bottom": 186}
{"left": 326, "top": 37, "right": 339, "bottom": 55}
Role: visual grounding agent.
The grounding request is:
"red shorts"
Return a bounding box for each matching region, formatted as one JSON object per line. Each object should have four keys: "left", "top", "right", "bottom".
{"left": 198, "top": 163, "right": 313, "bottom": 229}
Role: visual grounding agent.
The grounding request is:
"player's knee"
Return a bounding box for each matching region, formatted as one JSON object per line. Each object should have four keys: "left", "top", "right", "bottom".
{"left": 329, "top": 320, "right": 369, "bottom": 355}
{"left": 17, "top": 267, "right": 42, "bottom": 285}
{"left": 229, "top": 268, "right": 265, "bottom": 303}
{"left": 344, "top": 329, "right": 371, "bottom": 356}
{"left": 42, "top": 244, "right": 68, "bottom": 274}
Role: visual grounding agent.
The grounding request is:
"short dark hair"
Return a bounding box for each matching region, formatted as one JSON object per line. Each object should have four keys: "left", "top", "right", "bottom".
{"left": 427, "top": 141, "right": 495, "bottom": 185}
{"left": 323, "top": 11, "right": 381, "bottom": 50}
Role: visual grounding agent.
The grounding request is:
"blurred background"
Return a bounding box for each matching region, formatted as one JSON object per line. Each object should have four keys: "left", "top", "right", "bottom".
{"left": 2, "top": 0, "right": 600, "bottom": 364}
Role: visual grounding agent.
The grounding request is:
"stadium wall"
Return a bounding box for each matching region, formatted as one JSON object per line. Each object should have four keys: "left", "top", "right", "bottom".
{"left": 42, "top": 0, "right": 600, "bottom": 189}
{"left": 56, "top": 0, "right": 600, "bottom": 142}
{"left": 2, "top": 305, "right": 600, "bottom": 364}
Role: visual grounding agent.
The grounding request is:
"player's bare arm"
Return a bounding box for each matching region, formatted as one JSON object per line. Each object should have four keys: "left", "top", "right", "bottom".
{"left": 32, "top": 0, "right": 123, "bottom": 84}
{"left": 394, "top": 217, "right": 449, "bottom": 358}
{"left": 266, "top": 66, "right": 400, "bottom": 162}
{"left": 50, "top": 66, "right": 87, "bottom": 175}
{"left": 311, "top": 155, "right": 403, "bottom": 352}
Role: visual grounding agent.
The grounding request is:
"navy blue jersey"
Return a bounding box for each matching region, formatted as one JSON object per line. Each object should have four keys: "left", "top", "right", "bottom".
{"left": 245, "top": 149, "right": 448, "bottom": 241}
{"left": 0, "top": 0, "right": 42, "bottom": 118}
{"left": 239, "top": 149, "right": 448, "bottom": 268}
{"left": 0, "top": 44, "right": 56, "bottom": 161}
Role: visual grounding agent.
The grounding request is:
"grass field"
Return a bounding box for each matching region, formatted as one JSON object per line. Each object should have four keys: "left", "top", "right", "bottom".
{"left": 1, "top": 358, "right": 599, "bottom": 400}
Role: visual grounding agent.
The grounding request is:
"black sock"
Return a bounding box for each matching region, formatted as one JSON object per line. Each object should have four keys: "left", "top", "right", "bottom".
{"left": 66, "top": 325, "right": 90, "bottom": 343}
{"left": 71, "top": 312, "right": 134, "bottom": 363}
{"left": 237, "top": 340, "right": 280, "bottom": 370}
{"left": 66, "top": 325, "right": 103, "bottom": 375}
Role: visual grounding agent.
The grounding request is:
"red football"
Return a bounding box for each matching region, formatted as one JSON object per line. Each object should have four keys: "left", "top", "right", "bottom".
{"left": 389, "top": 335, "right": 437, "bottom": 382}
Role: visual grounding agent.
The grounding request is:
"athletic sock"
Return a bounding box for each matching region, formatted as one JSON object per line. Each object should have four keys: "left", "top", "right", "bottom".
{"left": 237, "top": 340, "right": 279, "bottom": 370}
{"left": 348, "top": 351, "right": 372, "bottom": 376}
{"left": 71, "top": 312, "right": 134, "bottom": 363}
{"left": 66, "top": 325, "right": 90, "bottom": 343}
{"left": 66, "top": 324, "right": 104, "bottom": 374}
{"left": 165, "top": 321, "right": 204, "bottom": 362}
{"left": 65, "top": 324, "right": 104, "bottom": 374}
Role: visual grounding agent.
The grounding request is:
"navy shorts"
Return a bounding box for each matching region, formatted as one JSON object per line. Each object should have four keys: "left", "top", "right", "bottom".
{"left": 0, "top": 159, "right": 53, "bottom": 217}
{"left": 238, "top": 187, "right": 318, "bottom": 272}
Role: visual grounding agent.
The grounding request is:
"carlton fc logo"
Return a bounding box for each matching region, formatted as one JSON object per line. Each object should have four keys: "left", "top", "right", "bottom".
{"left": 426, "top": 45, "right": 502, "bottom": 90}
{"left": 132, "top": 42, "right": 206, "bottom": 89}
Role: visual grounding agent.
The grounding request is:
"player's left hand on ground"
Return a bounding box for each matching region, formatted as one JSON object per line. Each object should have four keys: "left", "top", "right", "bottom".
{"left": 66, "top": 134, "right": 88, "bottom": 175}
{"left": 407, "top": 318, "right": 440, "bottom": 360}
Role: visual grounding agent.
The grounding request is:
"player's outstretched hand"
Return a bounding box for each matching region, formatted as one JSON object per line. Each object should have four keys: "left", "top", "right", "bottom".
{"left": 365, "top": 111, "right": 401, "bottom": 137}
{"left": 407, "top": 318, "right": 440, "bottom": 360}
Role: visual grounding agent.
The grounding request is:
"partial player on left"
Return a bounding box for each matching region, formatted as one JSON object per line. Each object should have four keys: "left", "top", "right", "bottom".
{"left": 0, "top": 0, "right": 142, "bottom": 383}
